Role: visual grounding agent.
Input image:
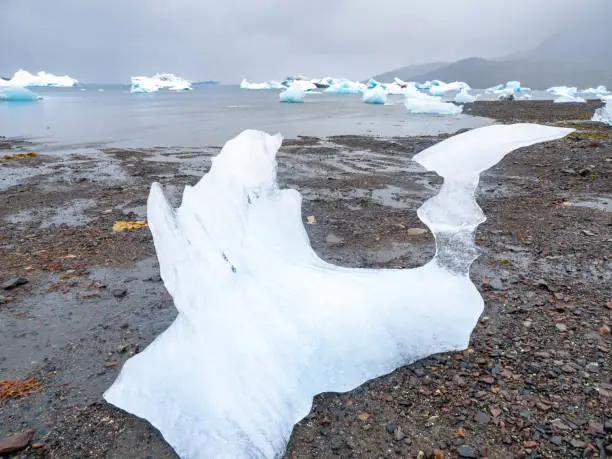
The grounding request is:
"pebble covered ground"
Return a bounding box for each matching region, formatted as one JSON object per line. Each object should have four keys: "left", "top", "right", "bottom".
{"left": 0, "top": 101, "right": 610, "bottom": 458}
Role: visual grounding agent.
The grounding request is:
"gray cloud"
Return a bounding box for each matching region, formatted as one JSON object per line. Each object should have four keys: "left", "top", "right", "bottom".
{"left": 0, "top": 0, "right": 608, "bottom": 83}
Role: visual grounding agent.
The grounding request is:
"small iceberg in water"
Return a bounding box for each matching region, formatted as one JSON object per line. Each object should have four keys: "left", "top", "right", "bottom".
{"left": 0, "top": 87, "right": 41, "bottom": 102}
{"left": 405, "top": 88, "right": 462, "bottom": 115}
{"left": 582, "top": 85, "right": 609, "bottom": 96}
{"left": 131, "top": 74, "right": 192, "bottom": 93}
{"left": 487, "top": 81, "right": 530, "bottom": 99}
{"left": 547, "top": 86, "right": 585, "bottom": 103}
{"left": 279, "top": 86, "right": 305, "bottom": 103}
{"left": 362, "top": 86, "right": 387, "bottom": 104}
{"left": 454, "top": 89, "right": 476, "bottom": 104}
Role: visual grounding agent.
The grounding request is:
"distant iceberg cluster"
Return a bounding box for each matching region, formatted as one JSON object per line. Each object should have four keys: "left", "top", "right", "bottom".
{"left": 485, "top": 81, "right": 531, "bottom": 99}
{"left": 0, "top": 69, "right": 78, "bottom": 87}
{"left": 0, "top": 86, "right": 41, "bottom": 102}
{"left": 130, "top": 74, "right": 192, "bottom": 93}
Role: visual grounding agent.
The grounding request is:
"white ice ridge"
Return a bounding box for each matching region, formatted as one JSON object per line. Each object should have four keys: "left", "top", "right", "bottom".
{"left": 0, "top": 69, "right": 78, "bottom": 87}
{"left": 104, "top": 124, "right": 572, "bottom": 459}
{"left": 130, "top": 74, "right": 192, "bottom": 93}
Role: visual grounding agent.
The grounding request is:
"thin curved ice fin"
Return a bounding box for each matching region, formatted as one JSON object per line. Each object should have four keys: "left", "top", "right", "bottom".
{"left": 105, "top": 125, "right": 572, "bottom": 459}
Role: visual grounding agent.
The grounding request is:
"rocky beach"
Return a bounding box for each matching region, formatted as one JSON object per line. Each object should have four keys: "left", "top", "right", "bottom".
{"left": 1, "top": 100, "right": 610, "bottom": 458}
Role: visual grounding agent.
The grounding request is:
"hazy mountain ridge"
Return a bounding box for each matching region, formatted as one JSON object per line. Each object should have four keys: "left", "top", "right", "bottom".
{"left": 373, "top": 21, "right": 612, "bottom": 88}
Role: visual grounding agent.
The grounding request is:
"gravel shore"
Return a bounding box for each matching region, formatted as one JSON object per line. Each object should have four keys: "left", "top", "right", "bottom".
{"left": 1, "top": 100, "right": 610, "bottom": 458}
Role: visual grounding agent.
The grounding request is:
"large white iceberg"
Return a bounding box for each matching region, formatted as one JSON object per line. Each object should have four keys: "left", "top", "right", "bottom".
{"left": 592, "top": 95, "right": 612, "bottom": 126}
{"left": 362, "top": 86, "right": 387, "bottom": 104}
{"left": 279, "top": 86, "right": 305, "bottom": 103}
{"left": 104, "top": 124, "right": 572, "bottom": 459}
{"left": 0, "top": 87, "right": 41, "bottom": 102}
{"left": 454, "top": 89, "right": 476, "bottom": 104}
{"left": 1, "top": 69, "right": 78, "bottom": 87}
{"left": 131, "top": 74, "right": 192, "bottom": 93}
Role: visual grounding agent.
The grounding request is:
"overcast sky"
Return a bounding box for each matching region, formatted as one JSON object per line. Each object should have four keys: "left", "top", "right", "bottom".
{"left": 0, "top": 0, "right": 608, "bottom": 83}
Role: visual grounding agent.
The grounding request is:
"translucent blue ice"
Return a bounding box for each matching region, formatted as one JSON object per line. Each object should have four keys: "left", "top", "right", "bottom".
{"left": 0, "top": 87, "right": 41, "bottom": 102}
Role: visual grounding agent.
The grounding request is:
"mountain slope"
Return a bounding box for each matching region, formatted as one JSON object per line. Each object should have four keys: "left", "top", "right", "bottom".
{"left": 373, "top": 19, "right": 612, "bottom": 89}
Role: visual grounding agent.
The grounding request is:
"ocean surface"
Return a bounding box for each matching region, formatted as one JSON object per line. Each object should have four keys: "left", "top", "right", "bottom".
{"left": 0, "top": 84, "right": 503, "bottom": 148}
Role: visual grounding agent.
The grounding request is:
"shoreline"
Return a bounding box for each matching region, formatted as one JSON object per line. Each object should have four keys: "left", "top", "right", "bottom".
{"left": 1, "top": 100, "right": 610, "bottom": 458}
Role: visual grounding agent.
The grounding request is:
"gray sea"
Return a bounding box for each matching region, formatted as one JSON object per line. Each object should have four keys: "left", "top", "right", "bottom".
{"left": 0, "top": 84, "right": 499, "bottom": 148}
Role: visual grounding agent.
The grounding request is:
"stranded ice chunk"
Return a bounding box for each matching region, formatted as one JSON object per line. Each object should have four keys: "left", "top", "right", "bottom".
{"left": 362, "top": 86, "right": 387, "bottom": 104}
{"left": 0, "top": 87, "right": 41, "bottom": 102}
{"left": 279, "top": 86, "right": 305, "bottom": 103}
{"left": 104, "top": 124, "right": 572, "bottom": 459}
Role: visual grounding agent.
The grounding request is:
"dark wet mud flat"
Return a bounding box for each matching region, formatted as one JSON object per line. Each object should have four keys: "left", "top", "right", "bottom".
{"left": 0, "top": 101, "right": 610, "bottom": 458}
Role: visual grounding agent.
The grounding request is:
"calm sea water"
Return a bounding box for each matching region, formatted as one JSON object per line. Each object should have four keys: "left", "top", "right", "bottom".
{"left": 0, "top": 84, "right": 504, "bottom": 148}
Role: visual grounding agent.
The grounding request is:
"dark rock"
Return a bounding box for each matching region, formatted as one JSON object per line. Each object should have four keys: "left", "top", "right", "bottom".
{"left": 569, "top": 439, "right": 586, "bottom": 448}
{"left": 604, "top": 420, "right": 612, "bottom": 432}
{"left": 112, "top": 288, "right": 128, "bottom": 298}
{"left": 386, "top": 423, "right": 396, "bottom": 434}
{"left": 457, "top": 445, "right": 478, "bottom": 458}
{"left": 578, "top": 168, "right": 592, "bottom": 176}
{"left": 551, "top": 419, "right": 571, "bottom": 431}
{"left": 0, "top": 429, "right": 35, "bottom": 454}
{"left": 550, "top": 436, "right": 563, "bottom": 446}
{"left": 474, "top": 411, "right": 491, "bottom": 425}
{"left": 2, "top": 277, "right": 28, "bottom": 290}
{"left": 144, "top": 275, "right": 162, "bottom": 282}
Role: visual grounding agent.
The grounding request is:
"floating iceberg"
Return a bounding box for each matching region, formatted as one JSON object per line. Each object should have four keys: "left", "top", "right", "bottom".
{"left": 454, "top": 89, "right": 476, "bottom": 104}
{"left": 1, "top": 69, "right": 78, "bottom": 87}
{"left": 547, "top": 86, "right": 585, "bottom": 103}
{"left": 240, "top": 79, "right": 275, "bottom": 90}
{"left": 279, "top": 86, "right": 305, "bottom": 103}
{"left": 324, "top": 79, "right": 365, "bottom": 94}
{"left": 0, "top": 87, "right": 41, "bottom": 102}
{"left": 362, "top": 86, "right": 387, "bottom": 104}
{"left": 428, "top": 80, "right": 470, "bottom": 96}
{"left": 405, "top": 93, "right": 462, "bottom": 115}
{"left": 592, "top": 96, "right": 612, "bottom": 126}
{"left": 582, "top": 85, "right": 609, "bottom": 95}
{"left": 487, "top": 81, "right": 530, "bottom": 96}
{"left": 104, "top": 124, "right": 572, "bottom": 459}
{"left": 131, "top": 74, "right": 192, "bottom": 93}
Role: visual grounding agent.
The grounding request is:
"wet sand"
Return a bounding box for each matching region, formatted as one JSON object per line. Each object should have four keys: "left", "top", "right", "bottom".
{"left": 0, "top": 100, "right": 610, "bottom": 458}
